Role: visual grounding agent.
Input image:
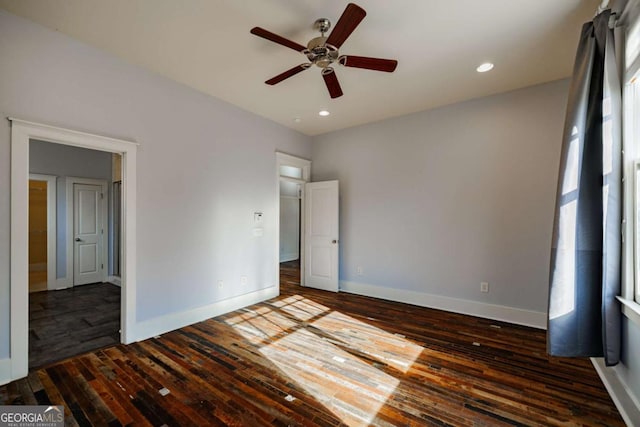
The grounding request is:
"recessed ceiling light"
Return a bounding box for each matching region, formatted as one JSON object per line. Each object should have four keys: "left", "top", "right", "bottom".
{"left": 476, "top": 62, "right": 494, "bottom": 73}
{"left": 319, "top": 110, "right": 330, "bottom": 117}
{"left": 293, "top": 117, "right": 301, "bottom": 123}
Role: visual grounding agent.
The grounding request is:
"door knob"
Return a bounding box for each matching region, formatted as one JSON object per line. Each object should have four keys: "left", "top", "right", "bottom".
{"left": 332, "top": 239, "right": 338, "bottom": 244}
{"left": 75, "top": 238, "right": 82, "bottom": 242}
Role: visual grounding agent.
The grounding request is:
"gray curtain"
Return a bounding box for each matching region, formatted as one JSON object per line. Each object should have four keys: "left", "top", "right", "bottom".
{"left": 548, "top": 9, "right": 622, "bottom": 366}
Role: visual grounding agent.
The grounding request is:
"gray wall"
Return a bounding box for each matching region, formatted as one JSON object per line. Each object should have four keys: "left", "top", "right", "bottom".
{"left": 0, "top": 9, "right": 311, "bottom": 359}
{"left": 311, "top": 79, "right": 569, "bottom": 314}
{"left": 29, "top": 140, "right": 112, "bottom": 278}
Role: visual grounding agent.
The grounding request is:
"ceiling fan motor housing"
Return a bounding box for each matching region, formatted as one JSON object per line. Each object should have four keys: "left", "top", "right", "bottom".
{"left": 305, "top": 36, "right": 339, "bottom": 68}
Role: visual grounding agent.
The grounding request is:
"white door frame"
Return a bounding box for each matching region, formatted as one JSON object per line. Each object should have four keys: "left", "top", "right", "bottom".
{"left": 276, "top": 152, "right": 310, "bottom": 289}
{"left": 28, "top": 174, "right": 57, "bottom": 290}
{"left": 67, "top": 178, "right": 108, "bottom": 286}
{"left": 9, "top": 118, "right": 138, "bottom": 383}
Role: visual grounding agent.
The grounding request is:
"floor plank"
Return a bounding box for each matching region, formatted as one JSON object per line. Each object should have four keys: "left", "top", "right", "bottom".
{"left": 1, "top": 262, "right": 623, "bottom": 426}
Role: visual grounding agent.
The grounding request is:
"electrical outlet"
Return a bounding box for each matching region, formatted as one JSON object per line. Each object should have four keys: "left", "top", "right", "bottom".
{"left": 480, "top": 282, "right": 489, "bottom": 293}
{"left": 218, "top": 280, "right": 224, "bottom": 289}
{"left": 240, "top": 276, "right": 248, "bottom": 286}
{"left": 356, "top": 266, "right": 363, "bottom": 276}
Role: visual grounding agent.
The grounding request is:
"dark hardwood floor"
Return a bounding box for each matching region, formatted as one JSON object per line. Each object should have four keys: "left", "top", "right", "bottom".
{"left": 29, "top": 282, "right": 121, "bottom": 369}
{"left": 280, "top": 259, "right": 301, "bottom": 287}
{"left": 1, "top": 264, "right": 623, "bottom": 426}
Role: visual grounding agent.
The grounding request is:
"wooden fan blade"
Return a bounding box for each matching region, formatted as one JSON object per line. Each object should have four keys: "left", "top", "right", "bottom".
{"left": 322, "top": 69, "right": 343, "bottom": 98}
{"left": 339, "top": 55, "right": 398, "bottom": 72}
{"left": 250, "top": 27, "right": 306, "bottom": 52}
{"left": 265, "top": 64, "right": 309, "bottom": 85}
{"left": 325, "top": 3, "right": 366, "bottom": 49}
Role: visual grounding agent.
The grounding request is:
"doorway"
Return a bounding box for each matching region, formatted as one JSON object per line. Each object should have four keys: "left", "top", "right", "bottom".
{"left": 279, "top": 179, "right": 302, "bottom": 288}
{"left": 276, "top": 153, "right": 310, "bottom": 289}
{"left": 279, "top": 180, "right": 301, "bottom": 261}
{"left": 28, "top": 143, "right": 115, "bottom": 368}
{"left": 275, "top": 153, "right": 340, "bottom": 292}
{"left": 9, "top": 118, "right": 138, "bottom": 382}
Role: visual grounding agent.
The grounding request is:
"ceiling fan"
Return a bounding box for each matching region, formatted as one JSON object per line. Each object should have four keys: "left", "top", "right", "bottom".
{"left": 250, "top": 3, "right": 398, "bottom": 99}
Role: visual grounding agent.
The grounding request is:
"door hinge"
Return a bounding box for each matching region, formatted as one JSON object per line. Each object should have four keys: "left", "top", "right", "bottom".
{"left": 101, "top": 264, "right": 104, "bottom": 269}
{"left": 101, "top": 229, "right": 104, "bottom": 235}
{"left": 101, "top": 193, "right": 104, "bottom": 199}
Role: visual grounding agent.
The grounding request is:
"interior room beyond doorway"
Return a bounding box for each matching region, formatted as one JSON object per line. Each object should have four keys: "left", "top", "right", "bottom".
{"left": 27, "top": 140, "right": 123, "bottom": 368}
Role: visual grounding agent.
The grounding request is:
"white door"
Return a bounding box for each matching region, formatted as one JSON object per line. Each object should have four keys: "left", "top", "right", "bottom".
{"left": 74, "top": 183, "right": 104, "bottom": 286}
{"left": 304, "top": 180, "right": 339, "bottom": 292}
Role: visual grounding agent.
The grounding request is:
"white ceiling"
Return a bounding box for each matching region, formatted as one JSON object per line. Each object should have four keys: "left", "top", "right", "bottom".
{"left": 0, "top": 0, "right": 600, "bottom": 136}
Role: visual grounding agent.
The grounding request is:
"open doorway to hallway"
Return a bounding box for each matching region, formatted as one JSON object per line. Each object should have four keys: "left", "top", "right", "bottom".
{"left": 28, "top": 141, "right": 123, "bottom": 368}
{"left": 279, "top": 259, "right": 301, "bottom": 288}
{"left": 276, "top": 153, "right": 310, "bottom": 290}
{"left": 10, "top": 118, "right": 137, "bottom": 382}
{"left": 279, "top": 179, "right": 302, "bottom": 287}
{"left": 276, "top": 153, "right": 339, "bottom": 293}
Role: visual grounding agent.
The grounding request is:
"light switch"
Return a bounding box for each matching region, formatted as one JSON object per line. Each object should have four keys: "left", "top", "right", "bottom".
{"left": 254, "top": 212, "right": 263, "bottom": 223}
{"left": 253, "top": 228, "right": 263, "bottom": 237}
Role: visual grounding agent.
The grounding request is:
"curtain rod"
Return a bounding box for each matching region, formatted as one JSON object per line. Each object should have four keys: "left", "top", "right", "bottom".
{"left": 597, "top": 0, "right": 610, "bottom": 15}
{"left": 595, "top": 0, "right": 619, "bottom": 28}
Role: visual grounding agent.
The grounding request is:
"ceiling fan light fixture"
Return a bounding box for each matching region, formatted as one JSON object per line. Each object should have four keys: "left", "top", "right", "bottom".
{"left": 476, "top": 62, "right": 494, "bottom": 73}
{"left": 319, "top": 110, "right": 330, "bottom": 117}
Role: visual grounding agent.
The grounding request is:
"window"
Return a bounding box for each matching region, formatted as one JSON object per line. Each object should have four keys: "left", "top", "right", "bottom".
{"left": 630, "top": 77, "right": 640, "bottom": 303}
{"left": 279, "top": 165, "right": 303, "bottom": 179}
{"left": 624, "top": 5, "right": 640, "bottom": 306}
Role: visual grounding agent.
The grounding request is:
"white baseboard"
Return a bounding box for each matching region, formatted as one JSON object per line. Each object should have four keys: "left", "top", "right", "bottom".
{"left": 280, "top": 254, "right": 299, "bottom": 263}
{"left": 0, "top": 358, "right": 10, "bottom": 386}
{"left": 132, "top": 286, "right": 279, "bottom": 343}
{"left": 592, "top": 358, "right": 640, "bottom": 427}
{"left": 340, "top": 280, "right": 547, "bottom": 329}
{"left": 107, "top": 276, "right": 121, "bottom": 287}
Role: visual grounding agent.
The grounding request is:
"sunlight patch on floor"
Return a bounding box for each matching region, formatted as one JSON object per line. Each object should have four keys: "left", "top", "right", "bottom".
{"left": 226, "top": 294, "right": 427, "bottom": 425}
{"left": 260, "top": 327, "right": 399, "bottom": 426}
{"left": 312, "top": 311, "right": 423, "bottom": 374}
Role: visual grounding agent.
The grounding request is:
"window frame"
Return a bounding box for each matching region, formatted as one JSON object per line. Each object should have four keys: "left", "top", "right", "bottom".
{"left": 621, "top": 3, "right": 640, "bottom": 325}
